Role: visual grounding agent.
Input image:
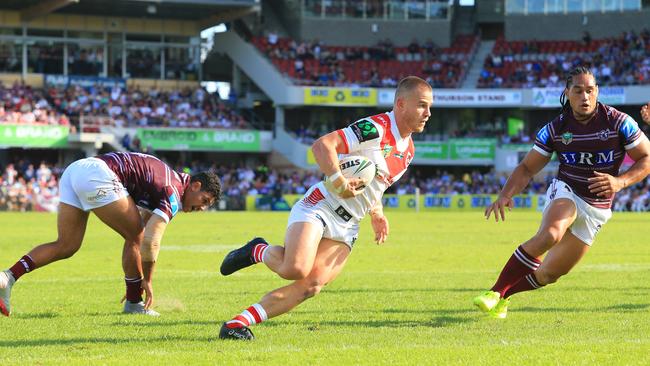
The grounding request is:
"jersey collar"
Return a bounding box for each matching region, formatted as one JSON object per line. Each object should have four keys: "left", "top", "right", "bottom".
{"left": 387, "top": 110, "right": 410, "bottom": 150}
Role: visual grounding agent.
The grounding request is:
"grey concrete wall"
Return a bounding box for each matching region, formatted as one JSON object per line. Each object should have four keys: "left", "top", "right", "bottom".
{"left": 298, "top": 18, "right": 452, "bottom": 47}
{"left": 476, "top": 0, "right": 505, "bottom": 23}
{"left": 505, "top": 9, "right": 650, "bottom": 41}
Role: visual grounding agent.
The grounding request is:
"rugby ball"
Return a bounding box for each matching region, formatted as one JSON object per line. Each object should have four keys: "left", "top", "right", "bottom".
{"left": 338, "top": 155, "right": 377, "bottom": 187}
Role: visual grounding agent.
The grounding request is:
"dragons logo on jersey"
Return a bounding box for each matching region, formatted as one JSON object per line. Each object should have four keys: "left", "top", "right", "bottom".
{"left": 350, "top": 119, "right": 379, "bottom": 142}
{"left": 382, "top": 145, "right": 393, "bottom": 158}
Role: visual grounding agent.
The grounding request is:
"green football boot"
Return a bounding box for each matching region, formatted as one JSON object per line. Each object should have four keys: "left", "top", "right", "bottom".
{"left": 473, "top": 290, "right": 501, "bottom": 313}
{"left": 488, "top": 297, "right": 511, "bottom": 319}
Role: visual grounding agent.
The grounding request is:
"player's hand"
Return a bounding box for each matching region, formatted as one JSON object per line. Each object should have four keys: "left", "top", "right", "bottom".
{"left": 588, "top": 171, "right": 625, "bottom": 198}
{"left": 371, "top": 213, "right": 389, "bottom": 244}
{"left": 142, "top": 279, "right": 154, "bottom": 309}
{"left": 641, "top": 102, "right": 650, "bottom": 125}
{"left": 485, "top": 194, "right": 514, "bottom": 222}
{"left": 326, "top": 175, "right": 364, "bottom": 199}
{"left": 339, "top": 177, "right": 365, "bottom": 199}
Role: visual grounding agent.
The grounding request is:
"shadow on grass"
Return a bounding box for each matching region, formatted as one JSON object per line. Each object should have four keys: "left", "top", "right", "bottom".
{"left": 110, "top": 319, "right": 217, "bottom": 327}
{"left": 516, "top": 303, "right": 650, "bottom": 313}
{"left": 0, "top": 335, "right": 213, "bottom": 348}
{"left": 13, "top": 312, "right": 59, "bottom": 319}
{"left": 264, "top": 308, "right": 477, "bottom": 329}
{"left": 605, "top": 303, "right": 650, "bottom": 312}
{"left": 331, "top": 287, "right": 483, "bottom": 294}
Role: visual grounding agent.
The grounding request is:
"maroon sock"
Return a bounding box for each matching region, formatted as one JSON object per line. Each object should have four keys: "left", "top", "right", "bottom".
{"left": 504, "top": 272, "right": 544, "bottom": 298}
{"left": 125, "top": 277, "right": 143, "bottom": 303}
{"left": 9, "top": 255, "right": 36, "bottom": 281}
{"left": 490, "top": 245, "right": 541, "bottom": 297}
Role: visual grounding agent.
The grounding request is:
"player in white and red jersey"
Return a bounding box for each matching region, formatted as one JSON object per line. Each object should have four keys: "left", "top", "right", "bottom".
{"left": 0, "top": 152, "right": 221, "bottom": 317}
{"left": 473, "top": 67, "right": 650, "bottom": 319}
{"left": 218, "top": 76, "right": 432, "bottom": 340}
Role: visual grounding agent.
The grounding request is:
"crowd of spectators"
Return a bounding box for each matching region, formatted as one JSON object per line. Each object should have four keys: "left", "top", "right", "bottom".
{"left": 479, "top": 30, "right": 650, "bottom": 88}
{"left": 254, "top": 33, "right": 475, "bottom": 88}
{"left": 0, "top": 161, "right": 61, "bottom": 212}
{"left": 0, "top": 82, "right": 249, "bottom": 130}
{"left": 0, "top": 83, "right": 71, "bottom": 126}
{"left": 6, "top": 157, "right": 650, "bottom": 212}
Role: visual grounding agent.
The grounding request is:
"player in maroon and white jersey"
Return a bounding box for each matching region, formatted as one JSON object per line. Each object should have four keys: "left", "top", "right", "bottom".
{"left": 0, "top": 152, "right": 221, "bottom": 317}
{"left": 217, "top": 77, "right": 432, "bottom": 340}
{"left": 473, "top": 67, "right": 650, "bottom": 319}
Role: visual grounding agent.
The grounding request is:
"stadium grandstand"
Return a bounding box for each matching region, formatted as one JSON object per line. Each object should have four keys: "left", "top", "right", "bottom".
{"left": 2, "top": 0, "right": 650, "bottom": 214}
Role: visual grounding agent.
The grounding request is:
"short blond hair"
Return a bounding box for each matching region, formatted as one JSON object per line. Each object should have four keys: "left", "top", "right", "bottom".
{"left": 394, "top": 76, "right": 432, "bottom": 103}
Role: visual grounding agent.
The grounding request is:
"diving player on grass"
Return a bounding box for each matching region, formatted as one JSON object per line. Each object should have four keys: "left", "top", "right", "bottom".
{"left": 473, "top": 67, "right": 650, "bottom": 319}
{"left": 218, "top": 76, "right": 433, "bottom": 340}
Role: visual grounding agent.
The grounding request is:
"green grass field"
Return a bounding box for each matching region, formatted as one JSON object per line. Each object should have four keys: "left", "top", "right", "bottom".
{"left": 1, "top": 211, "right": 649, "bottom": 365}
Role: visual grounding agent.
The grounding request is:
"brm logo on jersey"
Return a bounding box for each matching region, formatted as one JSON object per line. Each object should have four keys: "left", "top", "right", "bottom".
{"left": 559, "top": 150, "right": 615, "bottom": 166}
{"left": 350, "top": 120, "right": 379, "bottom": 142}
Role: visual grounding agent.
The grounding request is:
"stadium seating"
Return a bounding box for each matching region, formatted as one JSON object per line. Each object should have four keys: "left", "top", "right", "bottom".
{"left": 0, "top": 82, "right": 250, "bottom": 131}
{"left": 479, "top": 30, "right": 650, "bottom": 88}
{"left": 252, "top": 35, "right": 479, "bottom": 88}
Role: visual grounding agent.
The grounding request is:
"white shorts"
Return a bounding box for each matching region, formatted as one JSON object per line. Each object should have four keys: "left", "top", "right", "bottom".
{"left": 59, "top": 157, "right": 129, "bottom": 211}
{"left": 543, "top": 179, "right": 612, "bottom": 246}
{"left": 287, "top": 186, "right": 359, "bottom": 249}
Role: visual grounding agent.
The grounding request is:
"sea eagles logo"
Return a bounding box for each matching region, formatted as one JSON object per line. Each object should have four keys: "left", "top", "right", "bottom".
{"left": 598, "top": 129, "right": 609, "bottom": 141}
{"left": 561, "top": 132, "right": 573, "bottom": 145}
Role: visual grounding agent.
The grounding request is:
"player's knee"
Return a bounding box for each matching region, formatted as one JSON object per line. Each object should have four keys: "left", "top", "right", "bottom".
{"left": 532, "top": 229, "right": 562, "bottom": 250}
{"left": 536, "top": 269, "right": 566, "bottom": 285}
{"left": 55, "top": 240, "right": 81, "bottom": 259}
{"left": 279, "top": 264, "right": 311, "bottom": 280}
{"left": 123, "top": 229, "right": 144, "bottom": 244}
{"left": 301, "top": 281, "right": 324, "bottom": 300}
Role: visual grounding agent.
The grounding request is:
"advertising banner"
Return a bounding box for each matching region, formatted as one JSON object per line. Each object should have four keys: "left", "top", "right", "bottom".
{"left": 246, "top": 193, "right": 543, "bottom": 212}
{"left": 532, "top": 86, "right": 625, "bottom": 107}
{"left": 0, "top": 124, "right": 69, "bottom": 148}
{"left": 136, "top": 128, "right": 261, "bottom": 151}
{"left": 449, "top": 139, "right": 495, "bottom": 160}
{"left": 378, "top": 89, "right": 522, "bottom": 106}
{"left": 303, "top": 87, "right": 377, "bottom": 106}
{"left": 413, "top": 142, "right": 448, "bottom": 159}
{"left": 414, "top": 139, "right": 495, "bottom": 160}
{"left": 45, "top": 74, "right": 127, "bottom": 89}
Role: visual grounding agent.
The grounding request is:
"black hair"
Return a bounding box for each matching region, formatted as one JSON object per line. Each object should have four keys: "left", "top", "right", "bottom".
{"left": 190, "top": 171, "right": 222, "bottom": 201}
{"left": 559, "top": 66, "right": 596, "bottom": 114}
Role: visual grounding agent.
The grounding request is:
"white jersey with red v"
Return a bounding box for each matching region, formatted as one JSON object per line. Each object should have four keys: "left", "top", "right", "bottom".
{"left": 312, "top": 111, "right": 414, "bottom": 222}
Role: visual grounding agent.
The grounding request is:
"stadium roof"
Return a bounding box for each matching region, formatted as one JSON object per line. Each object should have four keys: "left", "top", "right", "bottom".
{"left": 1, "top": 0, "right": 259, "bottom": 26}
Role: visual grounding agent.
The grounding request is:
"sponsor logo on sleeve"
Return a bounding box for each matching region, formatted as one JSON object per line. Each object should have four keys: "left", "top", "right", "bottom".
{"left": 169, "top": 193, "right": 179, "bottom": 216}
{"left": 350, "top": 120, "right": 379, "bottom": 142}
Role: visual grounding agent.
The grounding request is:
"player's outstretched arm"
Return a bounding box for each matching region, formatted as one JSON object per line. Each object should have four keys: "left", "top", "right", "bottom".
{"left": 486, "top": 149, "right": 550, "bottom": 222}
{"left": 641, "top": 102, "right": 650, "bottom": 125}
{"left": 140, "top": 214, "right": 168, "bottom": 309}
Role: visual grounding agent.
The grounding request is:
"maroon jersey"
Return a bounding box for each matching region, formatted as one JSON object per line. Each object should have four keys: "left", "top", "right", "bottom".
{"left": 97, "top": 152, "right": 190, "bottom": 222}
{"left": 534, "top": 102, "right": 643, "bottom": 209}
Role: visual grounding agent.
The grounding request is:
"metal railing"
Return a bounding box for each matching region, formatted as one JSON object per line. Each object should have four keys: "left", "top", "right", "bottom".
{"left": 302, "top": 0, "right": 451, "bottom": 20}
{"left": 505, "top": 0, "right": 642, "bottom": 15}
